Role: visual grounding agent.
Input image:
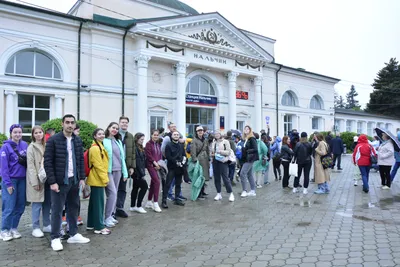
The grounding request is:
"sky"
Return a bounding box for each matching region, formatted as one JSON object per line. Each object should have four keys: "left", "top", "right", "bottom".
{"left": 6, "top": 0, "right": 400, "bottom": 107}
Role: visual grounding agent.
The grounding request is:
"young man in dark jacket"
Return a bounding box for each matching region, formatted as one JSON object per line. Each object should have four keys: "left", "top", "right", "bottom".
{"left": 162, "top": 131, "right": 186, "bottom": 208}
{"left": 115, "top": 116, "right": 136, "bottom": 218}
{"left": 44, "top": 114, "right": 90, "bottom": 251}
{"left": 330, "top": 133, "right": 344, "bottom": 170}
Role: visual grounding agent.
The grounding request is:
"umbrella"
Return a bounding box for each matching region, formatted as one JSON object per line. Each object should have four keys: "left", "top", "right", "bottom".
{"left": 374, "top": 128, "right": 400, "bottom": 152}
{"left": 230, "top": 129, "right": 242, "bottom": 137}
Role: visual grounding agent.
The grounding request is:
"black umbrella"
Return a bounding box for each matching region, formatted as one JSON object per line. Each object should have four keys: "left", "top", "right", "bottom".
{"left": 374, "top": 127, "right": 400, "bottom": 152}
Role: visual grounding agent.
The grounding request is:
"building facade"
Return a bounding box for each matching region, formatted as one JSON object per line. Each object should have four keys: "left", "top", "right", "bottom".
{"left": 0, "top": 0, "right": 340, "bottom": 140}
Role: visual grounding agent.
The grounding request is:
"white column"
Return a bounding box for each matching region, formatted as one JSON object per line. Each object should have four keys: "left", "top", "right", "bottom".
{"left": 5, "top": 90, "right": 16, "bottom": 137}
{"left": 55, "top": 95, "right": 65, "bottom": 118}
{"left": 175, "top": 62, "right": 189, "bottom": 136}
{"left": 253, "top": 76, "right": 263, "bottom": 132}
{"left": 134, "top": 54, "right": 151, "bottom": 135}
{"left": 227, "top": 72, "right": 239, "bottom": 131}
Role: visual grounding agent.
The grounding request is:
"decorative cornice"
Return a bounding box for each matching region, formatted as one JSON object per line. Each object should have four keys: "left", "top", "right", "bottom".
{"left": 188, "top": 28, "right": 234, "bottom": 48}
{"left": 135, "top": 54, "right": 151, "bottom": 68}
{"left": 254, "top": 76, "right": 263, "bottom": 87}
{"left": 235, "top": 60, "right": 261, "bottom": 71}
{"left": 175, "top": 62, "right": 189, "bottom": 74}
{"left": 146, "top": 41, "right": 184, "bottom": 55}
{"left": 4, "top": 90, "right": 16, "bottom": 95}
{"left": 55, "top": 94, "right": 65, "bottom": 99}
{"left": 227, "top": 72, "right": 239, "bottom": 83}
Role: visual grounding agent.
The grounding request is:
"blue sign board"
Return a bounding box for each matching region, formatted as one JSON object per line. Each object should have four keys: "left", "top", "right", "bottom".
{"left": 186, "top": 94, "right": 217, "bottom": 106}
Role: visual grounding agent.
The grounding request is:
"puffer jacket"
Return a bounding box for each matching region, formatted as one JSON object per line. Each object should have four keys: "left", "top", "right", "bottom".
{"left": 270, "top": 137, "right": 281, "bottom": 157}
{"left": 377, "top": 140, "right": 395, "bottom": 166}
{"left": 123, "top": 131, "right": 136, "bottom": 170}
{"left": 86, "top": 142, "right": 109, "bottom": 187}
{"left": 242, "top": 137, "right": 259, "bottom": 163}
{"left": 353, "top": 134, "right": 377, "bottom": 166}
{"left": 44, "top": 132, "right": 85, "bottom": 186}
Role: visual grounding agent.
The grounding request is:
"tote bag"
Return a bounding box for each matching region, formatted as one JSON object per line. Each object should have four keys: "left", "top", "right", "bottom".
{"left": 289, "top": 159, "right": 298, "bottom": 176}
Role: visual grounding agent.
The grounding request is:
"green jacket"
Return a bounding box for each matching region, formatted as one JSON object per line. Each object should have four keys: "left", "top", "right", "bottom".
{"left": 124, "top": 131, "right": 136, "bottom": 169}
{"left": 103, "top": 138, "right": 128, "bottom": 178}
{"left": 253, "top": 139, "right": 269, "bottom": 172}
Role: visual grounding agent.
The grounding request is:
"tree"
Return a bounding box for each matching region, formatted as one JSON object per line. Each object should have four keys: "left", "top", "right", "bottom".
{"left": 334, "top": 94, "right": 346, "bottom": 109}
{"left": 345, "top": 85, "right": 361, "bottom": 110}
{"left": 366, "top": 58, "right": 400, "bottom": 117}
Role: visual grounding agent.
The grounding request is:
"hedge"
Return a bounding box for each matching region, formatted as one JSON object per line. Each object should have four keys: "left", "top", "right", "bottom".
{"left": 308, "top": 131, "right": 374, "bottom": 153}
{"left": 41, "top": 118, "right": 97, "bottom": 150}
{"left": 0, "top": 133, "right": 8, "bottom": 148}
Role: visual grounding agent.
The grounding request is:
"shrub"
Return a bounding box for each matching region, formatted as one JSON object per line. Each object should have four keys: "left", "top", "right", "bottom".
{"left": 340, "top": 132, "right": 357, "bottom": 153}
{"left": 41, "top": 118, "right": 97, "bottom": 150}
{"left": 0, "top": 133, "right": 8, "bottom": 148}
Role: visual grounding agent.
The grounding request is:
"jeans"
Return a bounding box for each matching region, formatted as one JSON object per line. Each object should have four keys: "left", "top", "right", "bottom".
{"left": 272, "top": 160, "right": 281, "bottom": 180}
{"left": 116, "top": 176, "right": 127, "bottom": 210}
{"left": 263, "top": 164, "right": 270, "bottom": 184}
{"left": 163, "top": 168, "right": 183, "bottom": 203}
{"left": 282, "top": 161, "right": 290, "bottom": 188}
{"left": 228, "top": 163, "right": 236, "bottom": 182}
{"left": 391, "top": 162, "right": 400, "bottom": 181}
{"left": 379, "top": 165, "right": 392, "bottom": 187}
{"left": 240, "top": 162, "right": 256, "bottom": 192}
{"left": 50, "top": 177, "right": 80, "bottom": 240}
{"left": 359, "top": 166, "right": 371, "bottom": 192}
{"left": 1, "top": 179, "right": 26, "bottom": 231}
{"left": 213, "top": 161, "right": 232, "bottom": 193}
{"left": 317, "top": 182, "right": 330, "bottom": 192}
{"left": 332, "top": 154, "right": 342, "bottom": 169}
{"left": 294, "top": 162, "right": 312, "bottom": 189}
{"left": 130, "top": 178, "right": 148, "bottom": 208}
{"left": 31, "top": 184, "right": 51, "bottom": 229}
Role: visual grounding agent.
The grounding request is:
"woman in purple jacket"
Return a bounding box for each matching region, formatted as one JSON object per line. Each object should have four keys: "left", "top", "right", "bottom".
{"left": 0, "top": 124, "right": 28, "bottom": 241}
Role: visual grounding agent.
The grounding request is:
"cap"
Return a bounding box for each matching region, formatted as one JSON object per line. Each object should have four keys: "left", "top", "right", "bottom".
{"left": 301, "top": 132, "right": 307, "bottom": 138}
{"left": 196, "top": 126, "right": 204, "bottom": 132}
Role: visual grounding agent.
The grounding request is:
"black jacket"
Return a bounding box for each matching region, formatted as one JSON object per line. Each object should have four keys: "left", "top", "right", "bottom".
{"left": 294, "top": 142, "right": 312, "bottom": 164}
{"left": 134, "top": 147, "right": 146, "bottom": 179}
{"left": 44, "top": 132, "right": 85, "bottom": 185}
{"left": 330, "top": 137, "right": 344, "bottom": 155}
{"left": 325, "top": 134, "right": 333, "bottom": 153}
{"left": 165, "top": 141, "right": 185, "bottom": 170}
{"left": 281, "top": 144, "right": 294, "bottom": 161}
{"left": 242, "top": 137, "right": 259, "bottom": 163}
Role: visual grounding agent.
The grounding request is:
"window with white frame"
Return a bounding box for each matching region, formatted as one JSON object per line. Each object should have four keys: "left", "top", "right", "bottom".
{"left": 18, "top": 94, "right": 50, "bottom": 141}
{"left": 312, "top": 117, "right": 320, "bottom": 130}
{"left": 310, "top": 95, "right": 323, "bottom": 110}
{"left": 186, "top": 76, "right": 215, "bottom": 96}
{"left": 281, "top": 91, "right": 297, "bottom": 106}
{"left": 346, "top": 120, "right": 352, "bottom": 132}
{"left": 284, "top": 115, "right": 293, "bottom": 135}
{"left": 367, "top": 122, "right": 373, "bottom": 137}
{"left": 6, "top": 50, "right": 61, "bottom": 80}
{"left": 150, "top": 116, "right": 165, "bottom": 134}
{"left": 236, "top": 121, "right": 245, "bottom": 132}
{"left": 357, "top": 121, "right": 362, "bottom": 134}
{"left": 186, "top": 107, "right": 214, "bottom": 135}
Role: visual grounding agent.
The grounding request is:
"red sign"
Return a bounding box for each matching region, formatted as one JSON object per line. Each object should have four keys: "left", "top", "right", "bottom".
{"left": 236, "top": 90, "right": 248, "bottom": 100}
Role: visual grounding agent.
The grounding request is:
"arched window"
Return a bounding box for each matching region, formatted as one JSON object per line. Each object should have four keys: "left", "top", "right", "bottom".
{"left": 186, "top": 76, "right": 215, "bottom": 95}
{"left": 281, "top": 91, "right": 297, "bottom": 106}
{"left": 310, "top": 95, "right": 323, "bottom": 110}
{"left": 5, "top": 50, "right": 61, "bottom": 80}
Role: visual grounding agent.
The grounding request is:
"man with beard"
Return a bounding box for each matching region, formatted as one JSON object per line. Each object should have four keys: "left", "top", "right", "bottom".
{"left": 162, "top": 131, "right": 186, "bottom": 208}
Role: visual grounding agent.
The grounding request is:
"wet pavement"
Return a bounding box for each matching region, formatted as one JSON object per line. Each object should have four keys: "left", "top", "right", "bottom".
{"left": 1, "top": 155, "right": 400, "bottom": 267}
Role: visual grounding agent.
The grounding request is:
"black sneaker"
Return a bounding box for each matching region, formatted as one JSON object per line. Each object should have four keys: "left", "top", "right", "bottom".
{"left": 338, "top": 168, "right": 343, "bottom": 171}
{"left": 197, "top": 196, "right": 206, "bottom": 200}
{"left": 177, "top": 196, "right": 187, "bottom": 201}
{"left": 115, "top": 209, "right": 128, "bottom": 218}
{"left": 162, "top": 202, "right": 168, "bottom": 209}
{"left": 174, "top": 200, "right": 185, "bottom": 206}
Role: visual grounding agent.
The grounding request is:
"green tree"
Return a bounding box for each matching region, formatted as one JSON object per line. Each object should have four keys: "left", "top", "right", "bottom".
{"left": 345, "top": 85, "right": 361, "bottom": 110}
{"left": 0, "top": 133, "right": 8, "bottom": 148}
{"left": 366, "top": 58, "right": 400, "bottom": 117}
{"left": 334, "top": 94, "right": 346, "bottom": 109}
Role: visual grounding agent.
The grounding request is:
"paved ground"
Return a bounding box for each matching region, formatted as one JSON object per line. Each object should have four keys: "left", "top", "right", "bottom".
{"left": 1, "top": 155, "right": 400, "bottom": 267}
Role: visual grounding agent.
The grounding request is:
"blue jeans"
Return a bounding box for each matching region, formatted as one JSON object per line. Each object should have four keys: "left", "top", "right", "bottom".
{"left": 228, "top": 163, "right": 236, "bottom": 182}
{"left": 359, "top": 166, "right": 371, "bottom": 192}
{"left": 391, "top": 162, "right": 400, "bottom": 181}
{"left": 168, "top": 178, "right": 183, "bottom": 197}
{"left": 31, "top": 185, "right": 51, "bottom": 229}
{"left": 263, "top": 164, "right": 270, "bottom": 184}
{"left": 317, "top": 182, "right": 330, "bottom": 193}
{"left": 1, "top": 179, "right": 26, "bottom": 231}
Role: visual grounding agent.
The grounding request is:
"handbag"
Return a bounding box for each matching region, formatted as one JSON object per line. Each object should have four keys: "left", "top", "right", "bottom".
{"left": 321, "top": 144, "right": 333, "bottom": 169}
{"left": 38, "top": 158, "right": 47, "bottom": 183}
{"left": 289, "top": 159, "right": 298, "bottom": 176}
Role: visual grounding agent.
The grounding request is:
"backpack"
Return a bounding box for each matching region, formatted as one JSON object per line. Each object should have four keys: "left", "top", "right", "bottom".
{"left": 186, "top": 142, "right": 191, "bottom": 154}
{"left": 84, "top": 149, "right": 91, "bottom": 177}
{"left": 235, "top": 142, "right": 243, "bottom": 160}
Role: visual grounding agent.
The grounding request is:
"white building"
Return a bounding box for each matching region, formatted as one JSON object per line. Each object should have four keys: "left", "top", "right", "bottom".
{"left": 0, "top": 0, "right": 341, "bottom": 140}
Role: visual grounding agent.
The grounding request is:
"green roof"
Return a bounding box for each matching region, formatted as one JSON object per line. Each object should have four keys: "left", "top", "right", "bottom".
{"left": 93, "top": 14, "right": 136, "bottom": 28}
{"left": 146, "top": 0, "right": 199, "bottom": 15}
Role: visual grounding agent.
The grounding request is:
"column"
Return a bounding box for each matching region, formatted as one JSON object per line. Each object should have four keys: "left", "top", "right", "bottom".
{"left": 55, "top": 95, "right": 65, "bottom": 118}
{"left": 134, "top": 54, "right": 151, "bottom": 135}
{"left": 253, "top": 76, "right": 262, "bottom": 132}
{"left": 175, "top": 62, "right": 189, "bottom": 136}
{"left": 227, "top": 72, "right": 239, "bottom": 131}
{"left": 5, "top": 90, "right": 16, "bottom": 137}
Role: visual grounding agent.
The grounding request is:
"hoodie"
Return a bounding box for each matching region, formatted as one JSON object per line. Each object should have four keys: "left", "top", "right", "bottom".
{"left": 352, "top": 135, "right": 376, "bottom": 166}
{"left": 270, "top": 137, "right": 282, "bottom": 157}
{"left": 395, "top": 131, "right": 400, "bottom": 162}
{"left": 0, "top": 139, "right": 28, "bottom": 187}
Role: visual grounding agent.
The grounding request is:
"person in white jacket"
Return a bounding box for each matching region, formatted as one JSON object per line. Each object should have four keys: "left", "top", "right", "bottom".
{"left": 377, "top": 133, "right": 395, "bottom": 189}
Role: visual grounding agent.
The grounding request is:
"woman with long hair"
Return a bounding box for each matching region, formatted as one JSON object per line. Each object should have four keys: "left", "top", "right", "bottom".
{"left": 281, "top": 136, "right": 294, "bottom": 188}
{"left": 27, "top": 126, "right": 51, "bottom": 238}
{"left": 0, "top": 124, "right": 28, "bottom": 241}
{"left": 314, "top": 133, "right": 331, "bottom": 194}
{"left": 86, "top": 128, "right": 110, "bottom": 235}
{"left": 103, "top": 122, "right": 128, "bottom": 227}
{"left": 144, "top": 130, "right": 162, "bottom": 212}
{"left": 239, "top": 126, "right": 258, "bottom": 197}
{"left": 293, "top": 132, "right": 312, "bottom": 194}
{"left": 130, "top": 133, "right": 148, "bottom": 214}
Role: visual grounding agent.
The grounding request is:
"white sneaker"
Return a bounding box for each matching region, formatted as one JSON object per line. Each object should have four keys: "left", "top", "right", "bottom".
{"left": 42, "top": 225, "right": 51, "bottom": 233}
{"left": 10, "top": 229, "right": 21, "bottom": 239}
{"left": 241, "top": 191, "right": 248, "bottom": 198}
{"left": 129, "top": 207, "right": 137, "bottom": 212}
{"left": 248, "top": 190, "right": 256, "bottom": 197}
{"left": 67, "top": 233, "right": 90, "bottom": 244}
{"left": 135, "top": 207, "right": 147, "bottom": 214}
{"left": 382, "top": 185, "right": 390, "bottom": 190}
{"left": 256, "top": 185, "right": 262, "bottom": 189}
{"left": 32, "top": 228, "right": 44, "bottom": 238}
{"left": 51, "top": 238, "right": 63, "bottom": 251}
{"left": 105, "top": 217, "right": 115, "bottom": 228}
{"left": 145, "top": 201, "right": 154, "bottom": 209}
{"left": 293, "top": 188, "right": 298, "bottom": 193}
{"left": 229, "top": 193, "right": 235, "bottom": 202}
{"left": 111, "top": 217, "right": 119, "bottom": 224}
{"left": 153, "top": 203, "right": 162, "bottom": 213}
{"left": 354, "top": 180, "right": 358, "bottom": 186}
{"left": 1, "top": 230, "right": 13, "bottom": 242}
{"left": 303, "top": 188, "right": 308, "bottom": 195}
{"left": 214, "top": 193, "right": 222, "bottom": 201}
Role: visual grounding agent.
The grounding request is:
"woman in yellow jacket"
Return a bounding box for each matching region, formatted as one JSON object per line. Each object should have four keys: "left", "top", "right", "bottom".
{"left": 86, "top": 128, "right": 110, "bottom": 235}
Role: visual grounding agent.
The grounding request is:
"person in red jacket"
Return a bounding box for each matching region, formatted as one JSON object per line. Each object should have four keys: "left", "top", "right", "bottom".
{"left": 352, "top": 134, "right": 377, "bottom": 193}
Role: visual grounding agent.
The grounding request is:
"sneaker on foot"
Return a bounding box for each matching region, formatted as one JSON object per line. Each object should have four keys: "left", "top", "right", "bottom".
{"left": 111, "top": 216, "right": 119, "bottom": 224}
{"left": 303, "top": 188, "right": 308, "bottom": 195}
{"left": 145, "top": 201, "right": 154, "bottom": 209}
{"left": 1, "top": 230, "right": 13, "bottom": 242}
{"left": 77, "top": 216, "right": 83, "bottom": 226}
{"left": 214, "top": 193, "right": 222, "bottom": 201}
{"left": 135, "top": 207, "right": 147, "bottom": 214}
{"left": 10, "top": 229, "right": 21, "bottom": 239}
{"left": 115, "top": 209, "right": 128, "bottom": 218}
{"left": 86, "top": 226, "right": 94, "bottom": 231}
{"left": 153, "top": 203, "right": 162, "bottom": 213}
{"left": 314, "top": 189, "right": 325, "bottom": 194}
{"left": 105, "top": 217, "right": 115, "bottom": 228}
{"left": 382, "top": 185, "right": 390, "bottom": 190}
{"left": 51, "top": 238, "right": 63, "bottom": 251}
{"left": 354, "top": 180, "right": 358, "bottom": 186}
{"left": 94, "top": 228, "right": 111, "bottom": 235}
{"left": 32, "top": 228, "right": 44, "bottom": 238}
{"left": 43, "top": 225, "right": 51, "bottom": 233}
{"left": 256, "top": 185, "right": 262, "bottom": 189}
{"left": 293, "top": 188, "right": 298, "bottom": 193}
{"left": 241, "top": 191, "right": 248, "bottom": 198}
{"left": 229, "top": 193, "right": 235, "bottom": 202}
{"left": 248, "top": 190, "right": 256, "bottom": 197}
{"left": 67, "top": 233, "right": 90, "bottom": 244}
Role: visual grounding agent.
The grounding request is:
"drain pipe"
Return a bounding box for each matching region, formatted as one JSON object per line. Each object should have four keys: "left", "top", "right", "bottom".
{"left": 275, "top": 64, "right": 282, "bottom": 136}
{"left": 77, "top": 22, "right": 83, "bottom": 120}
{"left": 122, "top": 29, "right": 128, "bottom": 115}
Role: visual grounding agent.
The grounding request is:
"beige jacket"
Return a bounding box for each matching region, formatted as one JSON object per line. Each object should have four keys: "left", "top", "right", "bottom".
{"left": 26, "top": 142, "right": 45, "bottom": 202}
{"left": 314, "top": 141, "right": 330, "bottom": 184}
